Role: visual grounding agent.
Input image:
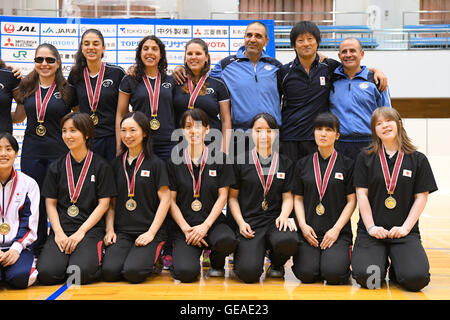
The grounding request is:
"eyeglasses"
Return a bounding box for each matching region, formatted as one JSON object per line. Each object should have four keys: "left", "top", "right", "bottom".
{"left": 34, "top": 56, "right": 57, "bottom": 64}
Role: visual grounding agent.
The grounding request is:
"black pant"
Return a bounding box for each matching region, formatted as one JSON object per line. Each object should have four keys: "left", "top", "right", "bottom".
{"left": 335, "top": 140, "right": 371, "bottom": 161}
{"left": 291, "top": 237, "right": 351, "bottom": 285}
{"left": 21, "top": 157, "right": 57, "bottom": 257}
{"left": 102, "top": 232, "right": 165, "bottom": 283}
{"left": 280, "top": 140, "right": 317, "bottom": 163}
{"left": 233, "top": 222, "right": 299, "bottom": 283}
{"left": 37, "top": 229, "right": 104, "bottom": 285}
{"left": 171, "top": 223, "right": 238, "bottom": 283}
{"left": 351, "top": 231, "right": 430, "bottom": 292}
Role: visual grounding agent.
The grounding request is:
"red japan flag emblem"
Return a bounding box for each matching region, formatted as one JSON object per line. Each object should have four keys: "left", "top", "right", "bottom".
{"left": 141, "top": 170, "right": 150, "bottom": 177}
{"left": 335, "top": 172, "right": 344, "bottom": 180}
{"left": 403, "top": 169, "right": 412, "bottom": 178}
{"left": 277, "top": 172, "right": 285, "bottom": 179}
{"left": 209, "top": 170, "right": 217, "bottom": 177}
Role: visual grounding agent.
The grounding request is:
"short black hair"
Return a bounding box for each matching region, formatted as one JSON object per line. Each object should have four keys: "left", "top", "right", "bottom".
{"left": 120, "top": 111, "right": 153, "bottom": 158}
{"left": 290, "top": 21, "right": 321, "bottom": 47}
{"left": 60, "top": 112, "right": 95, "bottom": 150}
{"left": 0, "top": 132, "right": 19, "bottom": 153}
{"left": 313, "top": 112, "right": 340, "bottom": 133}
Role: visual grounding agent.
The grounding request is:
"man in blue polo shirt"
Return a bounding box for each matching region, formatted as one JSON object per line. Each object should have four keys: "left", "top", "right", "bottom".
{"left": 330, "top": 37, "right": 391, "bottom": 160}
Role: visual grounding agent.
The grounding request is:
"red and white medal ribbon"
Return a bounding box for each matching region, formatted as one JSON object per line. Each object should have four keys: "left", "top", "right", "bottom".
{"left": 187, "top": 73, "right": 208, "bottom": 109}
{"left": 35, "top": 82, "right": 56, "bottom": 123}
{"left": 142, "top": 72, "right": 161, "bottom": 117}
{"left": 83, "top": 62, "right": 105, "bottom": 114}
{"left": 379, "top": 147, "right": 404, "bottom": 195}
{"left": 0, "top": 169, "right": 17, "bottom": 221}
{"left": 252, "top": 147, "right": 279, "bottom": 199}
{"left": 185, "top": 146, "right": 208, "bottom": 197}
{"left": 122, "top": 151, "right": 145, "bottom": 197}
{"left": 313, "top": 150, "right": 338, "bottom": 202}
{"left": 66, "top": 151, "right": 94, "bottom": 204}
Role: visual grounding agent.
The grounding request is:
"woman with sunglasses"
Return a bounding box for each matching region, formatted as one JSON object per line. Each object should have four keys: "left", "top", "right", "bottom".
{"left": 14, "top": 43, "right": 77, "bottom": 257}
{"left": 37, "top": 112, "right": 116, "bottom": 285}
{"left": 351, "top": 107, "right": 437, "bottom": 291}
{"left": 167, "top": 109, "right": 237, "bottom": 282}
{"left": 68, "top": 29, "right": 125, "bottom": 161}
{"left": 0, "top": 133, "right": 40, "bottom": 289}
{"left": 228, "top": 113, "right": 299, "bottom": 283}
{"left": 117, "top": 35, "right": 176, "bottom": 161}
{"left": 173, "top": 38, "right": 231, "bottom": 153}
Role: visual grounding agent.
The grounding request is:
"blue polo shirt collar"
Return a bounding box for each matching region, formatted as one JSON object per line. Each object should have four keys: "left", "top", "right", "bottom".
{"left": 236, "top": 45, "right": 271, "bottom": 61}
{"left": 335, "top": 65, "right": 369, "bottom": 80}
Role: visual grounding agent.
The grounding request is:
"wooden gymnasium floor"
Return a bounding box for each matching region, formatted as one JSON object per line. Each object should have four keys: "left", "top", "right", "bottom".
{"left": 0, "top": 157, "right": 449, "bottom": 301}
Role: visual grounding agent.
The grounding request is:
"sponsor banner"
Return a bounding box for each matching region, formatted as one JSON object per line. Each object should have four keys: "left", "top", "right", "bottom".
{"left": 80, "top": 24, "right": 117, "bottom": 37}
{"left": 155, "top": 25, "right": 192, "bottom": 38}
{"left": 117, "top": 37, "right": 143, "bottom": 50}
{"left": 1, "top": 35, "right": 39, "bottom": 48}
{"left": 230, "top": 38, "right": 245, "bottom": 51}
{"left": 192, "top": 25, "right": 229, "bottom": 37}
{"left": 118, "top": 24, "right": 155, "bottom": 36}
{"left": 230, "top": 26, "right": 247, "bottom": 38}
{"left": 2, "top": 22, "right": 39, "bottom": 35}
{"left": 41, "top": 24, "right": 78, "bottom": 36}
{"left": 40, "top": 37, "right": 78, "bottom": 50}
{"left": 0, "top": 48, "right": 34, "bottom": 61}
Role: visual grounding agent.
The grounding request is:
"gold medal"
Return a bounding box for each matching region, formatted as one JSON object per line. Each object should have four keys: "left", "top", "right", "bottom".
{"left": 126, "top": 198, "right": 137, "bottom": 211}
{"left": 150, "top": 118, "right": 160, "bottom": 130}
{"left": 36, "top": 124, "right": 46, "bottom": 136}
{"left": 67, "top": 204, "right": 79, "bottom": 217}
{"left": 0, "top": 222, "right": 11, "bottom": 235}
{"left": 385, "top": 195, "right": 397, "bottom": 209}
{"left": 90, "top": 113, "right": 99, "bottom": 125}
{"left": 261, "top": 199, "right": 268, "bottom": 211}
{"left": 191, "top": 199, "right": 202, "bottom": 212}
{"left": 316, "top": 203, "right": 325, "bottom": 216}
{"left": 187, "top": 105, "right": 194, "bottom": 110}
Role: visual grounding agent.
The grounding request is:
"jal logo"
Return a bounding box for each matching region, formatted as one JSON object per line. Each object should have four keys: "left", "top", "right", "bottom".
{"left": 4, "top": 37, "right": 14, "bottom": 47}
{"left": 3, "top": 24, "right": 15, "bottom": 33}
{"left": 12, "top": 50, "right": 27, "bottom": 60}
{"left": 102, "top": 79, "right": 113, "bottom": 88}
{"left": 162, "top": 82, "right": 172, "bottom": 89}
{"left": 206, "top": 88, "right": 214, "bottom": 94}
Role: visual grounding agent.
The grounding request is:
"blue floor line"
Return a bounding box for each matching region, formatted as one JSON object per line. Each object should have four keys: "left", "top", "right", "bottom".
{"left": 46, "top": 283, "right": 70, "bottom": 300}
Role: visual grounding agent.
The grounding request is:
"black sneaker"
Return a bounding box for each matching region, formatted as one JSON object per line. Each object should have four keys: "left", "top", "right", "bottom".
{"left": 267, "top": 265, "right": 285, "bottom": 278}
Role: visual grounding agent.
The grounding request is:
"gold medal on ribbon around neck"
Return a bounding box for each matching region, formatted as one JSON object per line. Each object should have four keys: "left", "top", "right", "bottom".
{"left": 126, "top": 198, "right": 137, "bottom": 211}
{"left": 261, "top": 199, "right": 268, "bottom": 211}
{"left": 191, "top": 198, "right": 202, "bottom": 212}
{"left": 67, "top": 204, "right": 79, "bottom": 217}
{"left": 0, "top": 222, "right": 11, "bottom": 235}
{"left": 150, "top": 118, "right": 160, "bottom": 131}
{"left": 385, "top": 195, "right": 397, "bottom": 209}
{"left": 36, "top": 124, "right": 46, "bottom": 136}
{"left": 316, "top": 203, "right": 325, "bottom": 216}
{"left": 90, "top": 113, "right": 99, "bottom": 126}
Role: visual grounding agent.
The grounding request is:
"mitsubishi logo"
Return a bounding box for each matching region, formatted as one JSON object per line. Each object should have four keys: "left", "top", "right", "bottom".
{"left": 4, "top": 37, "right": 14, "bottom": 47}
{"left": 194, "top": 28, "right": 201, "bottom": 35}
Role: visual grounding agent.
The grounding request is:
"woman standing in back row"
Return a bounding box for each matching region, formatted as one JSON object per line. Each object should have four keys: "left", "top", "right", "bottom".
{"left": 14, "top": 43, "right": 77, "bottom": 257}
{"left": 68, "top": 29, "right": 126, "bottom": 161}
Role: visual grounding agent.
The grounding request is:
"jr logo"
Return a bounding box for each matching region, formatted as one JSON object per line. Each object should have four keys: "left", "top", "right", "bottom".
{"left": 12, "top": 50, "right": 27, "bottom": 59}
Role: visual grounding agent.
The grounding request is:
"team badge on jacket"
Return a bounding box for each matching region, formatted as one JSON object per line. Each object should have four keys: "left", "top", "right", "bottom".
{"left": 335, "top": 172, "right": 344, "bottom": 180}
{"left": 403, "top": 169, "right": 412, "bottom": 178}
{"left": 141, "top": 170, "right": 150, "bottom": 177}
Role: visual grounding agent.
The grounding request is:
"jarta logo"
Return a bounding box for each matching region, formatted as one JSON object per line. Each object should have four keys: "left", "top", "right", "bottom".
{"left": 43, "top": 26, "right": 76, "bottom": 34}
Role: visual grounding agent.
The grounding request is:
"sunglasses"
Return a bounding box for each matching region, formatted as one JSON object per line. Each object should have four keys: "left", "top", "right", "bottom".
{"left": 34, "top": 56, "right": 57, "bottom": 64}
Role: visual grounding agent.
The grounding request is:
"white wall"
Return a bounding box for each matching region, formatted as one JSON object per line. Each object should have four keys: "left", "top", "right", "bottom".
{"left": 276, "top": 49, "right": 450, "bottom": 98}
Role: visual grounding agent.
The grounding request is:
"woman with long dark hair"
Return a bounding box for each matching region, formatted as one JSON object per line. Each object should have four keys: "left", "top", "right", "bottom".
{"left": 351, "top": 107, "right": 437, "bottom": 291}
{"left": 13, "top": 43, "right": 77, "bottom": 257}
{"left": 117, "top": 35, "right": 176, "bottom": 160}
{"left": 37, "top": 112, "right": 116, "bottom": 285}
{"left": 173, "top": 38, "right": 231, "bottom": 153}
{"left": 102, "top": 111, "right": 170, "bottom": 283}
{"left": 68, "top": 29, "right": 125, "bottom": 161}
